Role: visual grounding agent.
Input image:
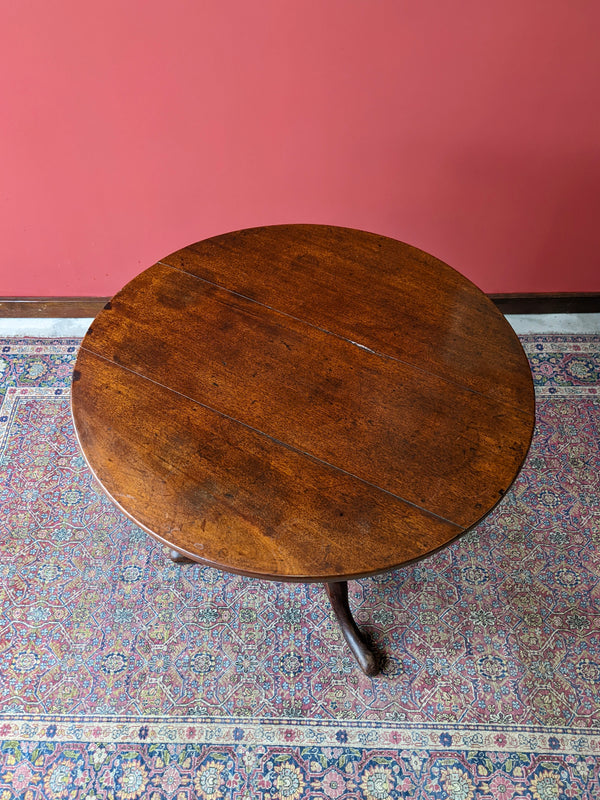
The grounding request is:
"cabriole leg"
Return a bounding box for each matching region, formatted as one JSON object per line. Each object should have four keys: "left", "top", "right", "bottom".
{"left": 325, "top": 581, "right": 379, "bottom": 676}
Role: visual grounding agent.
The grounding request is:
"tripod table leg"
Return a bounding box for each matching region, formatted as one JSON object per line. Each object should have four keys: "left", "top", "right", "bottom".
{"left": 325, "top": 581, "right": 379, "bottom": 676}
{"left": 168, "top": 548, "right": 193, "bottom": 563}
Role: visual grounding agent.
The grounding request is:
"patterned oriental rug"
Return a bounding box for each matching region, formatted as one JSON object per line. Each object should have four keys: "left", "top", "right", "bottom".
{"left": 0, "top": 334, "right": 599, "bottom": 799}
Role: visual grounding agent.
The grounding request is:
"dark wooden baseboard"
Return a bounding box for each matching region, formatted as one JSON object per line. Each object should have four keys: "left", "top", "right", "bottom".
{"left": 489, "top": 293, "right": 600, "bottom": 315}
{"left": 1, "top": 293, "right": 599, "bottom": 318}
{"left": 0, "top": 297, "right": 110, "bottom": 318}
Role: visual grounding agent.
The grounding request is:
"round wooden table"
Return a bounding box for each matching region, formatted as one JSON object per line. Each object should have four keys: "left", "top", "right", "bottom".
{"left": 71, "top": 225, "right": 535, "bottom": 675}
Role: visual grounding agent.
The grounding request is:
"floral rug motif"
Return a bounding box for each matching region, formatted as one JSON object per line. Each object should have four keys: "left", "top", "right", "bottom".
{"left": 0, "top": 335, "right": 599, "bottom": 798}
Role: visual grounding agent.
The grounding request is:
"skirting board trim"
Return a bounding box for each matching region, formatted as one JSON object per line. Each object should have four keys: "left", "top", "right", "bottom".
{"left": 1, "top": 293, "right": 599, "bottom": 318}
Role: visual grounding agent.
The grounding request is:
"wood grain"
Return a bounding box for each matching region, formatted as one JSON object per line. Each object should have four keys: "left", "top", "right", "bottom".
{"left": 82, "top": 262, "right": 533, "bottom": 527}
{"left": 160, "top": 225, "right": 534, "bottom": 409}
{"left": 71, "top": 225, "right": 535, "bottom": 582}
{"left": 72, "top": 348, "right": 462, "bottom": 580}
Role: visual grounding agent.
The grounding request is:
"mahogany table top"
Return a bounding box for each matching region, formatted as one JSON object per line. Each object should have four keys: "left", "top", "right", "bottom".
{"left": 71, "top": 225, "right": 535, "bottom": 582}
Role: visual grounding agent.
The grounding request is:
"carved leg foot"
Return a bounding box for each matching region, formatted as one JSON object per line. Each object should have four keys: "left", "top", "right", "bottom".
{"left": 168, "top": 548, "right": 193, "bottom": 564}
{"left": 325, "top": 581, "right": 379, "bottom": 676}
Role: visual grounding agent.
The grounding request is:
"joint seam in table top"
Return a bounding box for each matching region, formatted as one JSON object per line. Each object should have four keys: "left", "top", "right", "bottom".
{"left": 79, "top": 343, "right": 467, "bottom": 534}
{"left": 158, "top": 260, "right": 534, "bottom": 420}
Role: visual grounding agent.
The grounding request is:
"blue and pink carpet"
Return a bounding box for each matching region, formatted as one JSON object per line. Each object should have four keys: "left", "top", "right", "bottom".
{"left": 0, "top": 335, "right": 599, "bottom": 798}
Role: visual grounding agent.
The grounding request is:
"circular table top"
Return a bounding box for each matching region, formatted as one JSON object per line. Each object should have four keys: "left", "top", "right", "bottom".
{"left": 71, "top": 225, "right": 535, "bottom": 582}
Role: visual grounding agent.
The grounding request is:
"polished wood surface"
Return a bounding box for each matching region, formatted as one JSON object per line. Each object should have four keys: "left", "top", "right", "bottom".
{"left": 71, "top": 225, "right": 535, "bottom": 582}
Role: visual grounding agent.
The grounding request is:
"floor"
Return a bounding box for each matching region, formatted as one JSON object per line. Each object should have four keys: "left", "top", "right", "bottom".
{"left": 1, "top": 317, "right": 599, "bottom": 794}
{"left": 0, "top": 313, "right": 600, "bottom": 337}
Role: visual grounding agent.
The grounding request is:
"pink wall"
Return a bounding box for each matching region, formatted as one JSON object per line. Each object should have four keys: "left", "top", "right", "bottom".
{"left": 2, "top": 0, "right": 599, "bottom": 296}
